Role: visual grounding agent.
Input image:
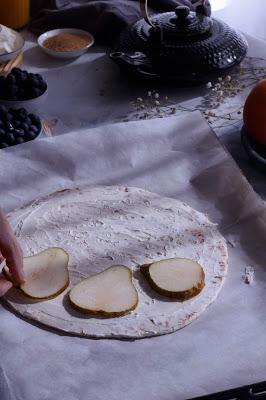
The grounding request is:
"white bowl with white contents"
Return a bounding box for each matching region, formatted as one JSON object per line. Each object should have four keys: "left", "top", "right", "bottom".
{"left": 0, "top": 25, "right": 25, "bottom": 62}
{"left": 38, "top": 28, "right": 95, "bottom": 60}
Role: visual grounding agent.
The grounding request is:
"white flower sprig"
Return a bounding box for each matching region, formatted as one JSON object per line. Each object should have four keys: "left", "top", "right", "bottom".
{"left": 131, "top": 90, "right": 174, "bottom": 120}
{"left": 205, "top": 75, "right": 239, "bottom": 107}
{"left": 127, "top": 56, "right": 266, "bottom": 130}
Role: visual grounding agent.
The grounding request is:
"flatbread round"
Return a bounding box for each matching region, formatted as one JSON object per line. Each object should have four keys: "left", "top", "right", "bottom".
{"left": 3, "top": 186, "right": 228, "bottom": 339}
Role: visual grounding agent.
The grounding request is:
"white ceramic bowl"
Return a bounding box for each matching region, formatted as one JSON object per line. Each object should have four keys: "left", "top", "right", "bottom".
{"left": 0, "top": 87, "right": 48, "bottom": 114}
{"left": 0, "top": 29, "right": 24, "bottom": 63}
{"left": 38, "top": 28, "right": 95, "bottom": 60}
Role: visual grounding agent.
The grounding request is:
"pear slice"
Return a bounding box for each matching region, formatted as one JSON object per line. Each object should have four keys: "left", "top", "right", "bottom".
{"left": 4, "top": 247, "right": 69, "bottom": 300}
{"left": 141, "top": 258, "right": 205, "bottom": 300}
{"left": 69, "top": 265, "right": 138, "bottom": 317}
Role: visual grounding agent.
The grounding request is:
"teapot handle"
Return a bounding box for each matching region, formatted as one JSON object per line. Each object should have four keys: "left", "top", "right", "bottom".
{"left": 140, "top": 0, "right": 156, "bottom": 29}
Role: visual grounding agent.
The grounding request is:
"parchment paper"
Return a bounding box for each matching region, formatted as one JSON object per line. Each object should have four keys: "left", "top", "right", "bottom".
{"left": 0, "top": 111, "right": 266, "bottom": 400}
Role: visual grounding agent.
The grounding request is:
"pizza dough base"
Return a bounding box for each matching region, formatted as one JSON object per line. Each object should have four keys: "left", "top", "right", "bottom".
{"left": 3, "top": 186, "right": 228, "bottom": 339}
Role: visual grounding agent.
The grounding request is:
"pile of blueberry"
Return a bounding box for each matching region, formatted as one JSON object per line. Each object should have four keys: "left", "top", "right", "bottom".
{"left": 0, "top": 68, "right": 47, "bottom": 101}
{"left": 0, "top": 105, "right": 41, "bottom": 148}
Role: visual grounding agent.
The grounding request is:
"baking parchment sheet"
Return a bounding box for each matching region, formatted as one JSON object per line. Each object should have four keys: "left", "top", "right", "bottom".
{"left": 0, "top": 111, "right": 266, "bottom": 400}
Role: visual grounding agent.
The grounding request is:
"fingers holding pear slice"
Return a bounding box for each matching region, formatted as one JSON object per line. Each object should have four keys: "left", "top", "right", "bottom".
{"left": 3, "top": 247, "right": 69, "bottom": 300}
{"left": 141, "top": 258, "right": 205, "bottom": 300}
{"left": 69, "top": 265, "right": 139, "bottom": 317}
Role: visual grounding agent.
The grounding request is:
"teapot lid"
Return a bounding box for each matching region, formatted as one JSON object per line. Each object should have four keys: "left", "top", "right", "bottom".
{"left": 148, "top": 6, "right": 212, "bottom": 42}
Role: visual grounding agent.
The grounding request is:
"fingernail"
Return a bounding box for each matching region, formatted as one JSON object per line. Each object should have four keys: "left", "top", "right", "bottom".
{"left": 18, "top": 277, "right": 25, "bottom": 284}
{"left": 19, "top": 271, "right": 25, "bottom": 283}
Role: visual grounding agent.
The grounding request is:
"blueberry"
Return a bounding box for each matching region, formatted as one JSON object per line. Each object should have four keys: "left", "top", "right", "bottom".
{"left": 35, "top": 122, "right": 42, "bottom": 132}
{"left": 16, "top": 72, "right": 27, "bottom": 84}
{"left": 6, "top": 133, "right": 15, "bottom": 144}
{"left": 39, "top": 81, "right": 47, "bottom": 92}
{"left": 35, "top": 73, "right": 43, "bottom": 81}
{"left": 0, "top": 142, "right": 9, "bottom": 149}
{"left": 5, "top": 113, "right": 13, "bottom": 122}
{"left": 0, "top": 76, "right": 5, "bottom": 88}
{"left": 32, "top": 88, "right": 42, "bottom": 99}
{"left": 30, "top": 125, "right": 39, "bottom": 134}
{"left": 21, "top": 122, "right": 29, "bottom": 131}
{"left": 24, "top": 75, "right": 31, "bottom": 85}
{"left": 16, "top": 137, "right": 24, "bottom": 145}
{"left": 0, "top": 92, "right": 7, "bottom": 101}
{"left": 18, "top": 107, "right": 27, "bottom": 114}
{"left": 21, "top": 72, "right": 27, "bottom": 81}
{"left": 13, "top": 120, "right": 21, "bottom": 128}
{"left": 24, "top": 117, "right": 31, "bottom": 125}
{"left": 26, "top": 131, "right": 37, "bottom": 141}
{"left": 18, "top": 108, "right": 27, "bottom": 119}
{"left": 0, "top": 128, "right": 5, "bottom": 137}
{"left": 9, "top": 108, "right": 17, "bottom": 115}
{"left": 7, "top": 74, "right": 16, "bottom": 85}
{"left": 0, "top": 120, "right": 4, "bottom": 128}
{"left": 5, "top": 121, "right": 14, "bottom": 130}
{"left": 24, "top": 89, "right": 32, "bottom": 100}
{"left": 18, "top": 88, "right": 25, "bottom": 99}
{"left": 14, "top": 128, "right": 25, "bottom": 137}
{"left": 29, "top": 78, "right": 39, "bottom": 87}
{"left": 7, "top": 85, "right": 19, "bottom": 96}
{"left": 13, "top": 119, "right": 20, "bottom": 127}
{"left": 28, "top": 114, "right": 39, "bottom": 124}
{"left": 0, "top": 105, "right": 8, "bottom": 114}
{"left": 12, "top": 68, "right": 22, "bottom": 76}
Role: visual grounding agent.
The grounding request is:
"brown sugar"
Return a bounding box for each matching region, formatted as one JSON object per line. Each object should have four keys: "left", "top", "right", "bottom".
{"left": 43, "top": 33, "right": 92, "bottom": 52}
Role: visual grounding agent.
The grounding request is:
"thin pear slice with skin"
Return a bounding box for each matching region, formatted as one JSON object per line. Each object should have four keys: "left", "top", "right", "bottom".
{"left": 69, "top": 265, "right": 139, "bottom": 317}
{"left": 3, "top": 247, "right": 69, "bottom": 300}
{"left": 141, "top": 258, "right": 205, "bottom": 300}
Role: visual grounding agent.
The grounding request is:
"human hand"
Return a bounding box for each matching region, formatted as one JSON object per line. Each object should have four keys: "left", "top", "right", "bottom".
{"left": 0, "top": 209, "right": 24, "bottom": 297}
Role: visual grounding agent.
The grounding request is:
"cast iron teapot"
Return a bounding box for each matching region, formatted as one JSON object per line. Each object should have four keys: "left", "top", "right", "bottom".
{"left": 110, "top": 0, "right": 248, "bottom": 84}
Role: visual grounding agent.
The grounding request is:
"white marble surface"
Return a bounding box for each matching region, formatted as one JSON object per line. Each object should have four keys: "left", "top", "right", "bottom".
{"left": 214, "top": 0, "right": 266, "bottom": 41}
{"left": 1, "top": 29, "right": 266, "bottom": 400}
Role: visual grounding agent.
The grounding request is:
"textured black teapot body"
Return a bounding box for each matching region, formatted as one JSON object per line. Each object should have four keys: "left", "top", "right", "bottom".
{"left": 110, "top": 2, "right": 248, "bottom": 84}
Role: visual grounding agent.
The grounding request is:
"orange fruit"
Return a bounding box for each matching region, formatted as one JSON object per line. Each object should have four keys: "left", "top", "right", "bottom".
{"left": 243, "top": 79, "right": 266, "bottom": 144}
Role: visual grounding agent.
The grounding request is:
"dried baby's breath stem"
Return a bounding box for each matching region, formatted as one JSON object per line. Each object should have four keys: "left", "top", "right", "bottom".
{"left": 126, "top": 56, "right": 266, "bottom": 133}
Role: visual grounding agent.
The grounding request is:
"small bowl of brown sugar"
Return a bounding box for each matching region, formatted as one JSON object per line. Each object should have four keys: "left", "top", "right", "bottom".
{"left": 38, "top": 28, "right": 94, "bottom": 59}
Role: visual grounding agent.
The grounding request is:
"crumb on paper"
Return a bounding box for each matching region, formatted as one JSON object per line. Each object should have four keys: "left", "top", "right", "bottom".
{"left": 242, "top": 267, "right": 255, "bottom": 284}
{"left": 42, "top": 118, "right": 59, "bottom": 137}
